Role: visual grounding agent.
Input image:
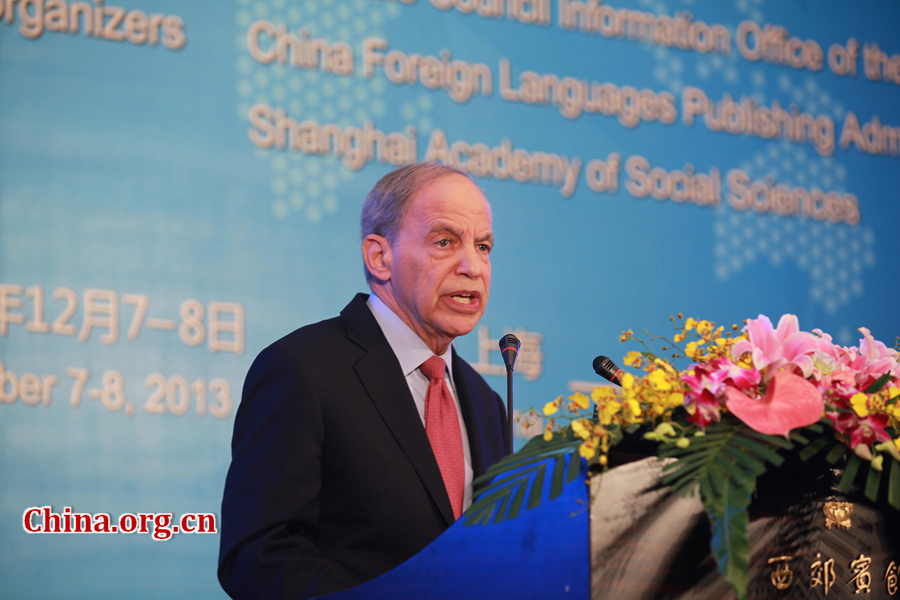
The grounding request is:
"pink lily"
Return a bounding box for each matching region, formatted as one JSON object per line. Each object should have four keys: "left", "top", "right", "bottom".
{"left": 731, "top": 314, "right": 819, "bottom": 378}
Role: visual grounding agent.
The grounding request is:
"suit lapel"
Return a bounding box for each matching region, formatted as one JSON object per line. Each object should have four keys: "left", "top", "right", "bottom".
{"left": 341, "top": 294, "right": 456, "bottom": 527}
{"left": 452, "top": 355, "right": 487, "bottom": 479}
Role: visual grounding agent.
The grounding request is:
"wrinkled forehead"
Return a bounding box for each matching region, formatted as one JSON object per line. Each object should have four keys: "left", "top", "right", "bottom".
{"left": 404, "top": 173, "right": 492, "bottom": 223}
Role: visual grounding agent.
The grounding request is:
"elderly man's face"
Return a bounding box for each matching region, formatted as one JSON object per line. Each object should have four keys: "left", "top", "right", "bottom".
{"left": 388, "top": 174, "right": 493, "bottom": 355}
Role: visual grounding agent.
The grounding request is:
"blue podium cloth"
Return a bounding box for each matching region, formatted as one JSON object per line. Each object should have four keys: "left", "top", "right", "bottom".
{"left": 322, "top": 454, "right": 590, "bottom": 599}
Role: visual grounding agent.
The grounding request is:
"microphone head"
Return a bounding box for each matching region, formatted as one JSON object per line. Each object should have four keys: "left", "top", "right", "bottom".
{"left": 593, "top": 355, "right": 623, "bottom": 386}
{"left": 498, "top": 334, "right": 521, "bottom": 371}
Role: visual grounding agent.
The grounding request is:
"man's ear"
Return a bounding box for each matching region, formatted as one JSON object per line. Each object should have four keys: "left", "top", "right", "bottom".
{"left": 362, "top": 234, "right": 392, "bottom": 283}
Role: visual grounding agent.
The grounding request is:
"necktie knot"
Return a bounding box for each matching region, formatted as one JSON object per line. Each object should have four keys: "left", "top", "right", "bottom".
{"left": 420, "top": 356, "right": 446, "bottom": 381}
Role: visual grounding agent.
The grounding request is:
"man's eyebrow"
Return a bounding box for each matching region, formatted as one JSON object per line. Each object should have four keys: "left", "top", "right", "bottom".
{"left": 427, "top": 223, "right": 493, "bottom": 244}
{"left": 428, "top": 223, "right": 464, "bottom": 238}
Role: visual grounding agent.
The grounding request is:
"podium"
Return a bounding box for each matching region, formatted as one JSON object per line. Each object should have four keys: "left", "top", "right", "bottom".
{"left": 322, "top": 453, "right": 590, "bottom": 599}
{"left": 322, "top": 452, "right": 900, "bottom": 599}
{"left": 589, "top": 455, "right": 900, "bottom": 599}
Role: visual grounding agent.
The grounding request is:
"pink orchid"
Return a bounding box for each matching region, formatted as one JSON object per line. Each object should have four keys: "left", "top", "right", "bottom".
{"left": 821, "top": 328, "right": 900, "bottom": 394}
{"left": 682, "top": 357, "right": 760, "bottom": 428}
{"left": 684, "top": 389, "right": 722, "bottom": 428}
{"left": 827, "top": 410, "right": 891, "bottom": 449}
{"left": 817, "top": 369, "right": 859, "bottom": 398}
{"left": 724, "top": 371, "right": 824, "bottom": 437}
{"left": 731, "top": 314, "right": 819, "bottom": 378}
{"left": 682, "top": 357, "right": 760, "bottom": 395}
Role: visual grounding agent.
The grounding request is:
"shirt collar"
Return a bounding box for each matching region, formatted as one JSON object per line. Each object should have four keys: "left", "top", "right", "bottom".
{"left": 367, "top": 293, "right": 455, "bottom": 385}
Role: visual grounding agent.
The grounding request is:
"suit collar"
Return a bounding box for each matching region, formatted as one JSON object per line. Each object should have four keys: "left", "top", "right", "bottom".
{"left": 366, "top": 293, "right": 456, "bottom": 388}
{"left": 341, "top": 293, "right": 385, "bottom": 351}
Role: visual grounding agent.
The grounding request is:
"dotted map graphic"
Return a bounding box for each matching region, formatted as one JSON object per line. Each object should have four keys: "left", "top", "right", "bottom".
{"left": 236, "top": 0, "right": 876, "bottom": 337}
{"left": 644, "top": 0, "right": 876, "bottom": 334}
{"left": 235, "top": 0, "right": 429, "bottom": 224}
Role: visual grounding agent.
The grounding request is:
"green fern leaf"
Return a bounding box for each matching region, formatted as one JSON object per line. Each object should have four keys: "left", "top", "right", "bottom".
{"left": 798, "top": 435, "right": 833, "bottom": 461}
{"left": 702, "top": 462, "right": 752, "bottom": 600}
{"left": 789, "top": 431, "right": 810, "bottom": 444}
{"left": 467, "top": 474, "right": 530, "bottom": 519}
{"left": 670, "top": 473, "right": 702, "bottom": 496}
{"left": 713, "top": 455, "right": 756, "bottom": 494}
{"left": 506, "top": 480, "right": 528, "bottom": 520}
{"left": 550, "top": 454, "right": 566, "bottom": 501}
{"left": 864, "top": 372, "right": 893, "bottom": 393}
{"left": 474, "top": 462, "right": 548, "bottom": 497}
{"left": 864, "top": 462, "right": 881, "bottom": 502}
{"left": 565, "top": 451, "right": 582, "bottom": 483}
{"left": 655, "top": 424, "right": 792, "bottom": 600}
{"left": 839, "top": 454, "right": 862, "bottom": 493}
{"left": 729, "top": 434, "right": 786, "bottom": 466}
{"left": 465, "top": 499, "right": 495, "bottom": 526}
{"left": 466, "top": 428, "right": 582, "bottom": 526}
{"left": 661, "top": 455, "right": 715, "bottom": 488}
{"left": 743, "top": 429, "right": 794, "bottom": 450}
{"left": 492, "top": 495, "right": 509, "bottom": 524}
{"left": 824, "top": 444, "right": 846, "bottom": 465}
{"left": 528, "top": 465, "right": 546, "bottom": 510}
{"left": 889, "top": 457, "right": 900, "bottom": 510}
{"left": 721, "top": 445, "right": 767, "bottom": 476}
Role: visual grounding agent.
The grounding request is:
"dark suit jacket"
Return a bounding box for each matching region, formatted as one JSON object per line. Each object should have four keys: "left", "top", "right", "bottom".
{"left": 218, "top": 293, "right": 508, "bottom": 600}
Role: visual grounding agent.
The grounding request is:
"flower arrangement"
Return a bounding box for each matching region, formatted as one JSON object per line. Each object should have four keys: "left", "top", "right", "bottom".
{"left": 546, "top": 314, "right": 900, "bottom": 470}
{"left": 467, "top": 314, "right": 900, "bottom": 600}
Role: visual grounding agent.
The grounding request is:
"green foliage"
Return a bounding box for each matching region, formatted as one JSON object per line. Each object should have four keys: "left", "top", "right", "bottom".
{"left": 793, "top": 426, "right": 900, "bottom": 510}
{"left": 463, "top": 428, "right": 582, "bottom": 527}
{"left": 840, "top": 454, "right": 863, "bottom": 493}
{"left": 703, "top": 466, "right": 751, "bottom": 598}
{"left": 658, "top": 421, "right": 801, "bottom": 600}
{"left": 797, "top": 435, "right": 832, "bottom": 461}
{"left": 890, "top": 458, "right": 900, "bottom": 509}
{"left": 864, "top": 372, "right": 893, "bottom": 393}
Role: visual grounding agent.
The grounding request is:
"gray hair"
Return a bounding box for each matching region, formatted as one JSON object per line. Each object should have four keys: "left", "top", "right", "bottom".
{"left": 361, "top": 161, "right": 472, "bottom": 284}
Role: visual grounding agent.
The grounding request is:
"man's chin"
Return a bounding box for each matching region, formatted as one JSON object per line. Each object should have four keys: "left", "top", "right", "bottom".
{"left": 437, "top": 314, "right": 484, "bottom": 340}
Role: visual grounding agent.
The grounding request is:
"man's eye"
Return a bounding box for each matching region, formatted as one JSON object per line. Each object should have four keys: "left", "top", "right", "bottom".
{"left": 478, "top": 244, "right": 491, "bottom": 252}
{"left": 436, "top": 239, "right": 450, "bottom": 247}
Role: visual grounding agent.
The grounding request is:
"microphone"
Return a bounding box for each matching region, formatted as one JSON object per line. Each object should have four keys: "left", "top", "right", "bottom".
{"left": 498, "top": 334, "right": 520, "bottom": 455}
{"left": 499, "top": 334, "right": 520, "bottom": 371}
{"left": 593, "top": 355, "right": 623, "bottom": 386}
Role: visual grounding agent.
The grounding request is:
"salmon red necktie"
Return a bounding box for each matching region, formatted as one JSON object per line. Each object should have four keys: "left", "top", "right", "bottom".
{"left": 419, "top": 356, "right": 465, "bottom": 520}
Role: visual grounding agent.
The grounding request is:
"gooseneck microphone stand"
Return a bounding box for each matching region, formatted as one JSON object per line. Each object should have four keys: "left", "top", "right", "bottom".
{"left": 499, "top": 334, "right": 521, "bottom": 456}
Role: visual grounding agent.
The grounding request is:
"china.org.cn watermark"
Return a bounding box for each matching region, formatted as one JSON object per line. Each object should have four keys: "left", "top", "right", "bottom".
{"left": 23, "top": 506, "right": 216, "bottom": 541}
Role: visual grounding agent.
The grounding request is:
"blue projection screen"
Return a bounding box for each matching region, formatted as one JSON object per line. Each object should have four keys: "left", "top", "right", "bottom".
{"left": 2, "top": 0, "right": 899, "bottom": 598}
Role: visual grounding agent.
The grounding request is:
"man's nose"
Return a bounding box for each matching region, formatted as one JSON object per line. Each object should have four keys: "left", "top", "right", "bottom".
{"left": 457, "top": 245, "right": 484, "bottom": 277}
